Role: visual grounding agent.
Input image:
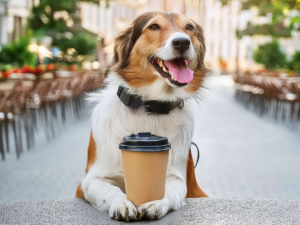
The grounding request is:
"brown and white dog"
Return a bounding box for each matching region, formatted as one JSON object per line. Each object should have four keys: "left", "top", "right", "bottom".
{"left": 76, "top": 11, "right": 208, "bottom": 221}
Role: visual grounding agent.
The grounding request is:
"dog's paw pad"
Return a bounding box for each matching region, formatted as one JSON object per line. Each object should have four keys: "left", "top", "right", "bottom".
{"left": 109, "top": 198, "right": 137, "bottom": 222}
{"left": 137, "top": 198, "right": 169, "bottom": 220}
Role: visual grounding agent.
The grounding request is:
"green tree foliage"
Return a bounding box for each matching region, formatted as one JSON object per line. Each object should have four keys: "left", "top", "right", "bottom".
{"left": 221, "top": 0, "right": 300, "bottom": 37}
{"left": 253, "top": 41, "right": 287, "bottom": 69}
{"left": 221, "top": 0, "right": 300, "bottom": 10}
{"left": 222, "top": 0, "right": 299, "bottom": 71}
{"left": 0, "top": 36, "right": 35, "bottom": 67}
{"left": 243, "top": 23, "right": 293, "bottom": 37}
{"left": 53, "top": 32, "right": 97, "bottom": 55}
{"left": 28, "top": 0, "right": 99, "bottom": 34}
{"left": 27, "top": 0, "right": 101, "bottom": 59}
{"left": 288, "top": 51, "right": 300, "bottom": 71}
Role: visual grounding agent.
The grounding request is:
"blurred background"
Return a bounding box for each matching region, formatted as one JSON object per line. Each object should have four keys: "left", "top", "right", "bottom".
{"left": 0, "top": 0, "right": 300, "bottom": 203}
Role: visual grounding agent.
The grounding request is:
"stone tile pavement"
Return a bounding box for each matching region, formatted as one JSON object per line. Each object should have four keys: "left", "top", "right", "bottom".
{"left": 0, "top": 75, "right": 299, "bottom": 203}
{"left": 193, "top": 75, "right": 300, "bottom": 200}
{"left": 0, "top": 117, "right": 90, "bottom": 203}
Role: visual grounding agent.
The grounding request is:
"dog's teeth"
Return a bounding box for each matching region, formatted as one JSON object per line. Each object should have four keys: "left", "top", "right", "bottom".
{"left": 174, "top": 77, "right": 177, "bottom": 81}
{"left": 170, "top": 71, "right": 174, "bottom": 80}
{"left": 162, "top": 66, "right": 168, "bottom": 72}
{"left": 159, "top": 59, "right": 163, "bottom": 68}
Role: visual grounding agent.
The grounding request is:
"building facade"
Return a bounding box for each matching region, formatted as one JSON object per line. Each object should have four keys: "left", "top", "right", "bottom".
{"left": 0, "top": 0, "right": 39, "bottom": 45}
{"left": 0, "top": 0, "right": 9, "bottom": 44}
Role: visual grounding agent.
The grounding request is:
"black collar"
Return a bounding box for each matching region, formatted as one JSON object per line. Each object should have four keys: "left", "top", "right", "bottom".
{"left": 117, "top": 86, "right": 184, "bottom": 114}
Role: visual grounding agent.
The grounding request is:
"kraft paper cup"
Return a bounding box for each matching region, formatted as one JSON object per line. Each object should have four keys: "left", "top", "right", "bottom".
{"left": 119, "top": 132, "right": 171, "bottom": 206}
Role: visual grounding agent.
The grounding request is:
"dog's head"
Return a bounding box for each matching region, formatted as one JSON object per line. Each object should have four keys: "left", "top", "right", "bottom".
{"left": 106, "top": 11, "right": 208, "bottom": 100}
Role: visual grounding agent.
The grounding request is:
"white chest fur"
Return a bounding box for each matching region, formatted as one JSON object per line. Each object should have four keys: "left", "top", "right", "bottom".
{"left": 88, "top": 82, "right": 195, "bottom": 179}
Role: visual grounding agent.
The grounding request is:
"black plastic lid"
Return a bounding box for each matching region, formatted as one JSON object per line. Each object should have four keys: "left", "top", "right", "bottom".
{"left": 119, "top": 132, "right": 171, "bottom": 152}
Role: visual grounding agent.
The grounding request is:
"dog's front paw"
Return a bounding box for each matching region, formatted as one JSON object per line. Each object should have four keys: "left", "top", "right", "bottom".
{"left": 137, "top": 198, "right": 169, "bottom": 220}
{"left": 109, "top": 197, "right": 137, "bottom": 222}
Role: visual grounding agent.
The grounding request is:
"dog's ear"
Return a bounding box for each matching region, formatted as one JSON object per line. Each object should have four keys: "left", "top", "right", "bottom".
{"left": 101, "top": 27, "right": 132, "bottom": 79}
{"left": 113, "top": 13, "right": 155, "bottom": 70}
{"left": 102, "top": 26, "right": 133, "bottom": 79}
{"left": 103, "top": 13, "right": 154, "bottom": 78}
{"left": 101, "top": 27, "right": 133, "bottom": 79}
{"left": 114, "top": 26, "right": 134, "bottom": 70}
{"left": 192, "top": 20, "right": 206, "bottom": 69}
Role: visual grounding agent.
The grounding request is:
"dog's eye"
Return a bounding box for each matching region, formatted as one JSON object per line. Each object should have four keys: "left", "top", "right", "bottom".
{"left": 186, "top": 24, "right": 193, "bottom": 30}
{"left": 149, "top": 24, "right": 160, "bottom": 30}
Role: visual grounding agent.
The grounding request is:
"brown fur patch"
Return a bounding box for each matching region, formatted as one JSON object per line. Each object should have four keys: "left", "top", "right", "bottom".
{"left": 85, "top": 132, "right": 97, "bottom": 173}
{"left": 76, "top": 132, "right": 97, "bottom": 198}
{"left": 76, "top": 184, "right": 84, "bottom": 199}
{"left": 186, "top": 149, "right": 208, "bottom": 198}
{"left": 186, "top": 21, "right": 208, "bottom": 93}
{"left": 187, "top": 69, "right": 207, "bottom": 93}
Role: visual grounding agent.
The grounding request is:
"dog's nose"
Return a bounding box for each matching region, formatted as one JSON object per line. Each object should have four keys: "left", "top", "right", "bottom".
{"left": 172, "top": 38, "right": 190, "bottom": 54}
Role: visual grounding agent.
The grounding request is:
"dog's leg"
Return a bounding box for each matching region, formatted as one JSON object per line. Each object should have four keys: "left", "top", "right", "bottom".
{"left": 80, "top": 132, "right": 137, "bottom": 222}
{"left": 186, "top": 149, "right": 208, "bottom": 197}
{"left": 82, "top": 177, "right": 138, "bottom": 222}
{"left": 137, "top": 163, "right": 187, "bottom": 220}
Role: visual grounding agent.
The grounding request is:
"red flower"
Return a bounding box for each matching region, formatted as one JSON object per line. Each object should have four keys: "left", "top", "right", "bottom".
{"left": 69, "top": 65, "right": 76, "bottom": 71}
{"left": 12, "top": 68, "right": 20, "bottom": 73}
{"left": 1, "top": 71, "right": 11, "bottom": 78}
{"left": 21, "top": 65, "right": 35, "bottom": 74}
{"left": 47, "top": 63, "right": 55, "bottom": 71}
{"left": 35, "top": 66, "right": 44, "bottom": 74}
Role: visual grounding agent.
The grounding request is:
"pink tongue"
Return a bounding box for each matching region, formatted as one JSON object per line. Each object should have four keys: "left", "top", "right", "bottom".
{"left": 164, "top": 59, "right": 194, "bottom": 83}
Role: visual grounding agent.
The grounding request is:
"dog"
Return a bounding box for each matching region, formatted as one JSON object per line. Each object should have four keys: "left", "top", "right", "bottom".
{"left": 76, "top": 10, "right": 208, "bottom": 221}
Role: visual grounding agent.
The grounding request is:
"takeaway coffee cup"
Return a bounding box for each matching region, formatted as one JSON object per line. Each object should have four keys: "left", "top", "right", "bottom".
{"left": 119, "top": 132, "right": 171, "bottom": 206}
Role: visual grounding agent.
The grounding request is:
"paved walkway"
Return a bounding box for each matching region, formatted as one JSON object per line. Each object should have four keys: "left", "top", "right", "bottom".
{"left": 0, "top": 75, "right": 299, "bottom": 203}
{"left": 0, "top": 117, "right": 90, "bottom": 203}
{"left": 194, "top": 75, "right": 300, "bottom": 200}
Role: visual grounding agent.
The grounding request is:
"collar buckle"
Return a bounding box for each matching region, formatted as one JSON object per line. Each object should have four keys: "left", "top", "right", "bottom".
{"left": 178, "top": 99, "right": 184, "bottom": 109}
{"left": 145, "top": 105, "right": 152, "bottom": 114}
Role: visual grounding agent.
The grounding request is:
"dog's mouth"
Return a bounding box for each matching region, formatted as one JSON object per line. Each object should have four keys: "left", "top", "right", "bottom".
{"left": 150, "top": 57, "right": 194, "bottom": 86}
